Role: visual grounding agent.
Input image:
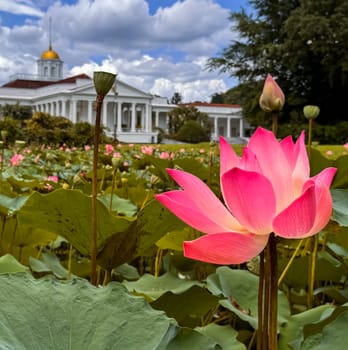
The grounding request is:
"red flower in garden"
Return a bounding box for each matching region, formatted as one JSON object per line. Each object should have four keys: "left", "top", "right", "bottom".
{"left": 155, "top": 127, "right": 336, "bottom": 265}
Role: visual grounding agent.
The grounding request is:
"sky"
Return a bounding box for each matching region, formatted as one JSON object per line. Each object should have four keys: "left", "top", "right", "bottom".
{"left": 0, "top": 0, "right": 250, "bottom": 102}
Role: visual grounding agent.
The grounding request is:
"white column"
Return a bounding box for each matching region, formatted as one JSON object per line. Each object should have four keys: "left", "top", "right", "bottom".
{"left": 214, "top": 117, "right": 218, "bottom": 137}
{"left": 117, "top": 102, "right": 122, "bottom": 132}
{"left": 227, "top": 117, "right": 231, "bottom": 138}
{"left": 239, "top": 118, "right": 244, "bottom": 138}
{"left": 71, "top": 100, "right": 77, "bottom": 123}
{"left": 102, "top": 101, "right": 108, "bottom": 126}
{"left": 62, "top": 100, "right": 66, "bottom": 118}
{"left": 131, "top": 103, "right": 136, "bottom": 132}
{"left": 145, "top": 104, "right": 151, "bottom": 131}
{"left": 88, "top": 100, "right": 93, "bottom": 124}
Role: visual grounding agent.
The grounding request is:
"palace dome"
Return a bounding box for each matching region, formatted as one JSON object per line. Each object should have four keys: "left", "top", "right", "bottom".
{"left": 41, "top": 46, "right": 60, "bottom": 60}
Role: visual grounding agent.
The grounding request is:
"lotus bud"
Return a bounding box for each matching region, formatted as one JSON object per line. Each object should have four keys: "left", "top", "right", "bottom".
{"left": 93, "top": 71, "right": 116, "bottom": 97}
{"left": 303, "top": 105, "right": 320, "bottom": 120}
{"left": 112, "top": 155, "right": 122, "bottom": 169}
{"left": 259, "top": 74, "right": 285, "bottom": 113}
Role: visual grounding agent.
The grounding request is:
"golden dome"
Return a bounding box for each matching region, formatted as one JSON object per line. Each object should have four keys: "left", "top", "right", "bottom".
{"left": 41, "top": 45, "right": 60, "bottom": 60}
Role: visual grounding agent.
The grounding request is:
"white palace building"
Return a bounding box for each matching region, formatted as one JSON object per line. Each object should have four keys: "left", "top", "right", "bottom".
{"left": 0, "top": 44, "right": 249, "bottom": 143}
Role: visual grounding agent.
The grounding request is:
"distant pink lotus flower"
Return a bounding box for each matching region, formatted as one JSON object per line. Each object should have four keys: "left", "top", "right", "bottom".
{"left": 156, "top": 127, "right": 336, "bottom": 265}
{"left": 105, "top": 144, "right": 114, "bottom": 155}
{"left": 326, "top": 150, "right": 333, "bottom": 156}
{"left": 159, "top": 151, "right": 170, "bottom": 159}
{"left": 141, "top": 145, "right": 154, "bottom": 155}
{"left": 343, "top": 143, "right": 348, "bottom": 150}
{"left": 84, "top": 145, "right": 91, "bottom": 151}
{"left": 47, "top": 175, "right": 58, "bottom": 183}
{"left": 10, "top": 154, "right": 24, "bottom": 166}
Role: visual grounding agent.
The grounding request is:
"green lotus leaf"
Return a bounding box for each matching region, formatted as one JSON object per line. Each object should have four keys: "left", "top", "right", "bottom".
{"left": 206, "top": 266, "right": 291, "bottom": 330}
{"left": 0, "top": 274, "right": 220, "bottom": 349}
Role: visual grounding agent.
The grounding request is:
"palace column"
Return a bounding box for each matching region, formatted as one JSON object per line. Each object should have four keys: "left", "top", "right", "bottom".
{"left": 88, "top": 100, "right": 93, "bottom": 124}
{"left": 145, "top": 104, "right": 151, "bottom": 132}
{"left": 117, "top": 102, "right": 122, "bottom": 132}
{"left": 214, "top": 116, "right": 218, "bottom": 138}
{"left": 239, "top": 118, "right": 244, "bottom": 138}
{"left": 227, "top": 117, "right": 231, "bottom": 138}
{"left": 102, "top": 101, "right": 108, "bottom": 126}
{"left": 71, "top": 99, "right": 77, "bottom": 123}
{"left": 61, "top": 99, "right": 66, "bottom": 118}
{"left": 131, "top": 103, "right": 136, "bottom": 132}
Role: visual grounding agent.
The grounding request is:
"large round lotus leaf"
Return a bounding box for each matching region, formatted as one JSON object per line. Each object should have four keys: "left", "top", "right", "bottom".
{"left": 196, "top": 324, "right": 247, "bottom": 350}
{"left": 207, "top": 266, "right": 291, "bottom": 330}
{"left": 16, "top": 189, "right": 134, "bottom": 256}
{"left": 278, "top": 304, "right": 334, "bottom": 350}
{"left": 0, "top": 274, "right": 220, "bottom": 349}
{"left": 123, "top": 272, "right": 202, "bottom": 300}
{"left": 0, "top": 254, "right": 29, "bottom": 274}
{"left": 331, "top": 189, "right": 348, "bottom": 226}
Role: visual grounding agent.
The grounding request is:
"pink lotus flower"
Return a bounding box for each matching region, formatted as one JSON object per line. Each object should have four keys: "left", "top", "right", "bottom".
{"left": 84, "top": 145, "right": 91, "bottom": 151}
{"left": 47, "top": 175, "right": 58, "bottom": 183}
{"left": 159, "top": 151, "right": 170, "bottom": 159}
{"left": 156, "top": 127, "right": 336, "bottom": 265}
{"left": 105, "top": 144, "right": 114, "bottom": 155}
{"left": 343, "top": 143, "right": 348, "bottom": 150}
{"left": 10, "top": 154, "right": 24, "bottom": 166}
{"left": 259, "top": 74, "right": 285, "bottom": 113}
{"left": 141, "top": 145, "right": 154, "bottom": 155}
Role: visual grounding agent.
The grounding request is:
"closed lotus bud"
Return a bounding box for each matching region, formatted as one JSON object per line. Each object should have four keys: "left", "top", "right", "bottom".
{"left": 93, "top": 71, "right": 116, "bottom": 97}
{"left": 112, "top": 155, "right": 122, "bottom": 169}
{"left": 303, "top": 105, "right": 320, "bottom": 120}
{"left": 259, "top": 74, "right": 285, "bottom": 113}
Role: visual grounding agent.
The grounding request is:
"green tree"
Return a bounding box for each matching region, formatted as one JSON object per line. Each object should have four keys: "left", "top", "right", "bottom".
{"left": 207, "top": 0, "right": 348, "bottom": 127}
{"left": 167, "top": 106, "right": 212, "bottom": 138}
{"left": 0, "top": 103, "right": 33, "bottom": 121}
{"left": 210, "top": 93, "right": 225, "bottom": 104}
{"left": 170, "top": 92, "right": 183, "bottom": 104}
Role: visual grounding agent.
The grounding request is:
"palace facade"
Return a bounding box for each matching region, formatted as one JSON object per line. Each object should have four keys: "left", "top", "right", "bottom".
{"left": 0, "top": 44, "right": 249, "bottom": 143}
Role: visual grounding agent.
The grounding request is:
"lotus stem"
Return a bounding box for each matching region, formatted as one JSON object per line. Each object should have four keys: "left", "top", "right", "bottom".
{"left": 109, "top": 168, "right": 118, "bottom": 212}
{"left": 307, "top": 234, "right": 319, "bottom": 309}
{"left": 269, "top": 233, "right": 278, "bottom": 350}
{"left": 307, "top": 118, "right": 313, "bottom": 158}
{"left": 271, "top": 112, "right": 278, "bottom": 136}
{"left": 68, "top": 243, "right": 73, "bottom": 279}
{"left": 91, "top": 95, "right": 104, "bottom": 286}
{"left": 278, "top": 239, "right": 304, "bottom": 287}
{"left": 257, "top": 251, "right": 264, "bottom": 350}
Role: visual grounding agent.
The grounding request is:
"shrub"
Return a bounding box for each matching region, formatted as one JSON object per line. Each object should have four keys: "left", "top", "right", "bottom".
{"left": 0, "top": 117, "right": 22, "bottom": 144}
{"left": 175, "top": 120, "right": 210, "bottom": 143}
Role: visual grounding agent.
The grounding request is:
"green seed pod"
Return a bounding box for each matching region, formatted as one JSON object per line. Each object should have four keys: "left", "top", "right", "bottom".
{"left": 93, "top": 71, "right": 116, "bottom": 97}
{"left": 303, "top": 105, "right": 320, "bottom": 120}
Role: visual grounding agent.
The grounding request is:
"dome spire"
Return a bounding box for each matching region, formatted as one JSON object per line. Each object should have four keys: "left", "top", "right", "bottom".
{"left": 40, "top": 17, "right": 60, "bottom": 60}
{"left": 49, "top": 16, "right": 52, "bottom": 50}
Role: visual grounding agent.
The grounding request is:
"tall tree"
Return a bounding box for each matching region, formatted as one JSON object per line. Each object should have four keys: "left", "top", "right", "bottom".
{"left": 207, "top": 0, "right": 348, "bottom": 126}
{"left": 170, "top": 92, "right": 183, "bottom": 104}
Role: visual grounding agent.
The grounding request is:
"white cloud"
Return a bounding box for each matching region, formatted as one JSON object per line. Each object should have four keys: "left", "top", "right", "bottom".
{"left": 0, "top": 0, "right": 43, "bottom": 17}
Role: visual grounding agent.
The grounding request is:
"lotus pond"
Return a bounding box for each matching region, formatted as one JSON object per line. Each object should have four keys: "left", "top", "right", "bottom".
{"left": 0, "top": 140, "right": 348, "bottom": 349}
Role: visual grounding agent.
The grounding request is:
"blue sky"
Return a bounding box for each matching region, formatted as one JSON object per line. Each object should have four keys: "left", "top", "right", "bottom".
{"left": 0, "top": 0, "right": 250, "bottom": 102}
